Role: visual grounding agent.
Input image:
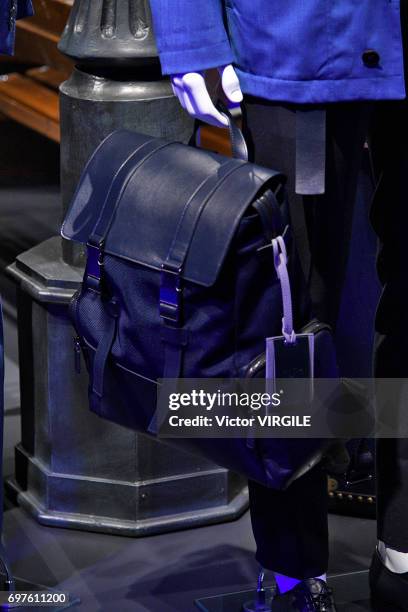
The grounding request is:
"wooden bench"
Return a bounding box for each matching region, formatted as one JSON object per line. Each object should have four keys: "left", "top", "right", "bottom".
{"left": 0, "top": 0, "right": 73, "bottom": 142}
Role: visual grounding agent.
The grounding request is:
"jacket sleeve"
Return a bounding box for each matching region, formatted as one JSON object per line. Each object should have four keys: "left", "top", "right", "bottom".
{"left": 17, "top": 0, "right": 34, "bottom": 20}
{"left": 0, "top": 0, "right": 33, "bottom": 56}
{"left": 149, "top": 0, "right": 234, "bottom": 75}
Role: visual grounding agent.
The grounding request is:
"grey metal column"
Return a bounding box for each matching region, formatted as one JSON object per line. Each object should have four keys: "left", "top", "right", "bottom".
{"left": 6, "top": 0, "right": 249, "bottom": 535}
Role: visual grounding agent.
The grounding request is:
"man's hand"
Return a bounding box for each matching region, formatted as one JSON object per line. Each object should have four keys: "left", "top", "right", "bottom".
{"left": 171, "top": 65, "right": 243, "bottom": 128}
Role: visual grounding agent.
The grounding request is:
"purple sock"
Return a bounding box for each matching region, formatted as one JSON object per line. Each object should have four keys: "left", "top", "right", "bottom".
{"left": 274, "top": 573, "right": 302, "bottom": 594}
{"left": 274, "top": 572, "right": 327, "bottom": 594}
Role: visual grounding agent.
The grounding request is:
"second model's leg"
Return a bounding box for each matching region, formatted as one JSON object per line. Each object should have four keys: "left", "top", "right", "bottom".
{"left": 368, "top": 92, "right": 408, "bottom": 608}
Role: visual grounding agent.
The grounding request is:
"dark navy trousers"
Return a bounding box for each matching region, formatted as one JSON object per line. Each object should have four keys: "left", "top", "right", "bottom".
{"left": 243, "top": 100, "right": 370, "bottom": 578}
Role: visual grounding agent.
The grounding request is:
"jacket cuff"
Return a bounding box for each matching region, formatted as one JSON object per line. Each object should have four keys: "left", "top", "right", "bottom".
{"left": 158, "top": 41, "right": 235, "bottom": 76}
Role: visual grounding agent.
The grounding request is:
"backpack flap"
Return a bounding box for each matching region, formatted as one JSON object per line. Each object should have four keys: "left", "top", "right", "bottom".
{"left": 62, "top": 130, "right": 156, "bottom": 245}
{"left": 62, "top": 130, "right": 285, "bottom": 288}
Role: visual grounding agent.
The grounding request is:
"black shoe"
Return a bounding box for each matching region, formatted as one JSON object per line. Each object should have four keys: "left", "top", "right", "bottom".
{"left": 272, "top": 579, "right": 337, "bottom": 611}
{"left": 370, "top": 547, "right": 408, "bottom": 611}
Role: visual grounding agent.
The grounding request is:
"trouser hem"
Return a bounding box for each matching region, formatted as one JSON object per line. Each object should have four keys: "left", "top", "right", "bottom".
{"left": 255, "top": 552, "right": 328, "bottom": 581}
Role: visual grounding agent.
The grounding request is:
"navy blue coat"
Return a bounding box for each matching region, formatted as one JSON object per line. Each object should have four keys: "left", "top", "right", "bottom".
{"left": 150, "top": 0, "right": 406, "bottom": 104}
{"left": 0, "top": 0, "right": 33, "bottom": 56}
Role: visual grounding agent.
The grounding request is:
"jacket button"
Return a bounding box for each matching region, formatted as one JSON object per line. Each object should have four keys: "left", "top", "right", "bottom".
{"left": 362, "top": 49, "right": 380, "bottom": 68}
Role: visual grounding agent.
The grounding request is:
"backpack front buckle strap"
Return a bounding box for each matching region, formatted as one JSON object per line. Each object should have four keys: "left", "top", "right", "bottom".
{"left": 85, "top": 240, "right": 105, "bottom": 293}
{"left": 160, "top": 263, "right": 182, "bottom": 326}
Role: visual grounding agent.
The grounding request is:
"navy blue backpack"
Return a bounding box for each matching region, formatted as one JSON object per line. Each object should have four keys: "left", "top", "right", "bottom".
{"left": 62, "top": 126, "right": 339, "bottom": 490}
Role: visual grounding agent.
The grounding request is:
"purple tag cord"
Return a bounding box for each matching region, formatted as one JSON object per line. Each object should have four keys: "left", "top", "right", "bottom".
{"left": 272, "top": 234, "right": 296, "bottom": 344}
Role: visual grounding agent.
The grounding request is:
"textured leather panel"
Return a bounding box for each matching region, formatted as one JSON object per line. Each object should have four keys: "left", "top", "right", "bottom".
{"left": 62, "top": 129, "right": 284, "bottom": 286}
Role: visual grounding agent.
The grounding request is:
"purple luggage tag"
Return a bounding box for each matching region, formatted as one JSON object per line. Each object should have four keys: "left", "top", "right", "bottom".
{"left": 266, "top": 234, "right": 314, "bottom": 409}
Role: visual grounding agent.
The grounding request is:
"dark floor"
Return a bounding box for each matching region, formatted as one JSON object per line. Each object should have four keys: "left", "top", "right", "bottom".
{"left": 0, "top": 121, "right": 378, "bottom": 611}
{"left": 3, "top": 506, "right": 376, "bottom": 612}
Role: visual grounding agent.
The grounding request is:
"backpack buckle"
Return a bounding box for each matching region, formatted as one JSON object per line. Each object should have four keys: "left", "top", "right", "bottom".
{"left": 160, "top": 263, "right": 182, "bottom": 325}
{"left": 86, "top": 239, "right": 105, "bottom": 293}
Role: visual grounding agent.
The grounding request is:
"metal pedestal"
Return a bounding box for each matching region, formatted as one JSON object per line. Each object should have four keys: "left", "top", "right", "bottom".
{"left": 6, "top": 238, "right": 248, "bottom": 535}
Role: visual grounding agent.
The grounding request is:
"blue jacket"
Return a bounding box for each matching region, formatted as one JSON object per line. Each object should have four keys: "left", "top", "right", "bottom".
{"left": 0, "top": 0, "right": 33, "bottom": 56}
{"left": 150, "top": 0, "right": 406, "bottom": 104}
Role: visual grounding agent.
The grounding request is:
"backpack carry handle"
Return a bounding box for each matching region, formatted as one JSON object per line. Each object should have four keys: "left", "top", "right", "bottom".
{"left": 191, "top": 101, "right": 249, "bottom": 162}
{"left": 216, "top": 101, "right": 249, "bottom": 162}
